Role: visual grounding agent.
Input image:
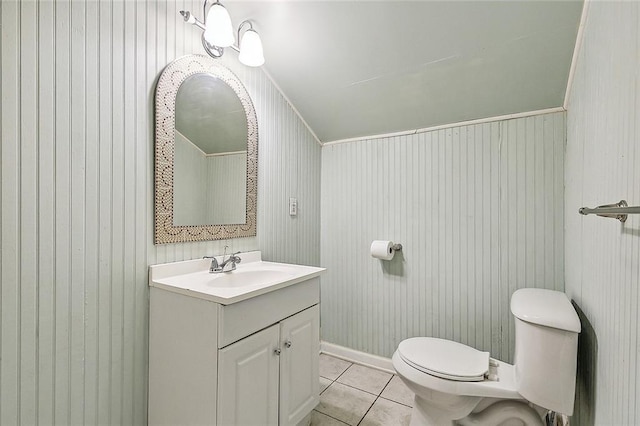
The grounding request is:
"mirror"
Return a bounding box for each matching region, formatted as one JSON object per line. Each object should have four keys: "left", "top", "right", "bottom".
{"left": 174, "top": 74, "right": 248, "bottom": 226}
{"left": 155, "top": 55, "right": 257, "bottom": 244}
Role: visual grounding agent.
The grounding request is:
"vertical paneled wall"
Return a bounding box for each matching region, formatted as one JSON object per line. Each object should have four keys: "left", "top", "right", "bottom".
{"left": 565, "top": 2, "right": 640, "bottom": 424}
{"left": 320, "top": 112, "right": 565, "bottom": 362}
{"left": 0, "top": 1, "right": 321, "bottom": 424}
{"left": 174, "top": 132, "right": 248, "bottom": 225}
{"left": 174, "top": 131, "right": 208, "bottom": 225}
{"left": 204, "top": 57, "right": 322, "bottom": 267}
{"left": 206, "top": 153, "right": 247, "bottom": 224}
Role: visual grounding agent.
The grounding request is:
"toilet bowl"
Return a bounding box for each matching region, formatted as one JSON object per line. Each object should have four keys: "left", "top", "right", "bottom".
{"left": 392, "top": 288, "right": 581, "bottom": 426}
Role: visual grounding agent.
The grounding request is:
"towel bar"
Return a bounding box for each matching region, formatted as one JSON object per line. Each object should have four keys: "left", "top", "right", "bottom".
{"left": 579, "top": 200, "right": 640, "bottom": 223}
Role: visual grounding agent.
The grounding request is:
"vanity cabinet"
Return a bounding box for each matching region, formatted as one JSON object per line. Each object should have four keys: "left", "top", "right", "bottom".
{"left": 218, "top": 324, "right": 280, "bottom": 425}
{"left": 218, "top": 306, "right": 319, "bottom": 426}
{"left": 148, "top": 276, "right": 320, "bottom": 426}
{"left": 279, "top": 306, "right": 320, "bottom": 425}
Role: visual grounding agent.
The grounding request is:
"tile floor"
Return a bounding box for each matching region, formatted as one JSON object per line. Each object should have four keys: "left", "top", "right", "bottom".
{"left": 311, "top": 354, "right": 415, "bottom": 426}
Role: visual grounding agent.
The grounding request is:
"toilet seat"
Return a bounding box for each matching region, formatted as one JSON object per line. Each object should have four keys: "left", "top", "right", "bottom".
{"left": 397, "top": 337, "right": 490, "bottom": 382}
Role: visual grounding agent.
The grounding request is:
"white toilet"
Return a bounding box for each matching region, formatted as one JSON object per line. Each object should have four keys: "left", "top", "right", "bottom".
{"left": 392, "top": 288, "right": 581, "bottom": 426}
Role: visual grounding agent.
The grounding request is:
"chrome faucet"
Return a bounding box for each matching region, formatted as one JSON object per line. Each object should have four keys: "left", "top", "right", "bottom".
{"left": 204, "top": 246, "right": 242, "bottom": 274}
{"left": 218, "top": 251, "right": 242, "bottom": 272}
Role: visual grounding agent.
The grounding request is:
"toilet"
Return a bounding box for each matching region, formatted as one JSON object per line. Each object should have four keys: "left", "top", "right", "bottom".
{"left": 392, "top": 288, "right": 581, "bottom": 426}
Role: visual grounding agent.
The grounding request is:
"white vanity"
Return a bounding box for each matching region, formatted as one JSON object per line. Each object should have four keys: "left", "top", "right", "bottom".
{"left": 148, "top": 251, "right": 325, "bottom": 425}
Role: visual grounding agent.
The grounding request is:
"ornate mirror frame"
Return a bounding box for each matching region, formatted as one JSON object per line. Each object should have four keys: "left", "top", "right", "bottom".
{"left": 154, "top": 54, "right": 258, "bottom": 244}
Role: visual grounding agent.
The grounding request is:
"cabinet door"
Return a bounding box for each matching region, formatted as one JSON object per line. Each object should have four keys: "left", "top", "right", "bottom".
{"left": 218, "top": 324, "right": 280, "bottom": 426}
{"left": 279, "top": 305, "right": 320, "bottom": 426}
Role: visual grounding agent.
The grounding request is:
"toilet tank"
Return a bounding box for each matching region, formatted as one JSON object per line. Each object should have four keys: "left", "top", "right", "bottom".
{"left": 511, "top": 288, "right": 581, "bottom": 415}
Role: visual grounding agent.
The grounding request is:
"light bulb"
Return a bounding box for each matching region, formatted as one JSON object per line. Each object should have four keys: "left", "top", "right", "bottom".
{"left": 203, "top": 2, "right": 234, "bottom": 47}
{"left": 238, "top": 29, "right": 265, "bottom": 67}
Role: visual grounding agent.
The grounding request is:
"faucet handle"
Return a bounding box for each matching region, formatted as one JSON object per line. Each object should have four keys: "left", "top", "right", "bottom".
{"left": 203, "top": 256, "right": 219, "bottom": 273}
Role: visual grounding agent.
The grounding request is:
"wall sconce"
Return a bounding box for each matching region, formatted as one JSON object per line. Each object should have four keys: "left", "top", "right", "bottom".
{"left": 180, "top": 0, "right": 265, "bottom": 67}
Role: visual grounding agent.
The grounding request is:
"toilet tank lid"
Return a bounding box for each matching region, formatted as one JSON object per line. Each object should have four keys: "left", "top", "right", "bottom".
{"left": 511, "top": 289, "right": 581, "bottom": 333}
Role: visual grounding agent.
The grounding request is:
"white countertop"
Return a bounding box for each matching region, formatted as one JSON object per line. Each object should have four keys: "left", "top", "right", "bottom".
{"left": 149, "top": 251, "right": 325, "bottom": 305}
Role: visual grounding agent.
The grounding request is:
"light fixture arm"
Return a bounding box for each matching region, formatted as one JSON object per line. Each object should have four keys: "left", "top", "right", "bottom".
{"left": 179, "top": 1, "right": 263, "bottom": 65}
{"left": 180, "top": 9, "right": 224, "bottom": 58}
{"left": 237, "top": 20, "right": 254, "bottom": 45}
{"left": 179, "top": 10, "right": 206, "bottom": 31}
{"left": 202, "top": 35, "right": 225, "bottom": 58}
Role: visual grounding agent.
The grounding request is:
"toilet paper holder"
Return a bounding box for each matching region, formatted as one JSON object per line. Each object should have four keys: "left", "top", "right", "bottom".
{"left": 370, "top": 240, "right": 403, "bottom": 260}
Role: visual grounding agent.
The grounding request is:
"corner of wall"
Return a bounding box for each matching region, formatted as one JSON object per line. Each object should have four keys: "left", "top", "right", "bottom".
{"left": 564, "top": 0, "right": 591, "bottom": 110}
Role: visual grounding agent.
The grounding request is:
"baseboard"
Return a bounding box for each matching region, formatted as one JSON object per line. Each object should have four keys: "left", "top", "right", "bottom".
{"left": 320, "top": 341, "right": 395, "bottom": 374}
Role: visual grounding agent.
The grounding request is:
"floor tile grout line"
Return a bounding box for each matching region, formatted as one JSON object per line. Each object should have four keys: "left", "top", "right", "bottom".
{"left": 376, "top": 375, "right": 394, "bottom": 397}
{"left": 378, "top": 395, "right": 413, "bottom": 409}
{"left": 319, "top": 357, "right": 416, "bottom": 424}
{"left": 319, "top": 361, "right": 351, "bottom": 392}
{"left": 379, "top": 375, "right": 394, "bottom": 395}
{"left": 312, "top": 409, "right": 350, "bottom": 426}
{"left": 319, "top": 360, "right": 351, "bottom": 393}
{"left": 319, "top": 374, "right": 339, "bottom": 382}
{"left": 354, "top": 375, "right": 393, "bottom": 426}
{"left": 319, "top": 355, "right": 353, "bottom": 382}
{"left": 321, "top": 354, "right": 393, "bottom": 377}
{"left": 334, "top": 362, "right": 354, "bottom": 382}
{"left": 319, "top": 376, "right": 336, "bottom": 395}
{"left": 334, "top": 364, "right": 394, "bottom": 395}
{"left": 377, "top": 375, "right": 414, "bottom": 406}
{"left": 328, "top": 380, "right": 387, "bottom": 398}
{"left": 355, "top": 395, "right": 380, "bottom": 426}
{"left": 322, "top": 364, "right": 399, "bottom": 397}
{"left": 316, "top": 379, "right": 382, "bottom": 425}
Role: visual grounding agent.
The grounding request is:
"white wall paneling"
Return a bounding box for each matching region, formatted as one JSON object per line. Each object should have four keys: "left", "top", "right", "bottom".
{"left": 174, "top": 131, "right": 208, "bottom": 225}
{"left": 320, "top": 112, "right": 565, "bottom": 362}
{"left": 0, "top": 0, "right": 321, "bottom": 423}
{"left": 206, "top": 152, "right": 247, "bottom": 224}
{"left": 565, "top": 2, "right": 640, "bottom": 424}
{"left": 173, "top": 131, "right": 247, "bottom": 225}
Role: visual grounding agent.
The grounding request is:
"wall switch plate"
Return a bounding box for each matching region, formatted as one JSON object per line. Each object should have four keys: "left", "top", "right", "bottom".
{"left": 289, "top": 198, "right": 298, "bottom": 216}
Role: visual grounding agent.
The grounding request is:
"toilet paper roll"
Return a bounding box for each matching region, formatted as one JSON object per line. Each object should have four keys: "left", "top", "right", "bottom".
{"left": 370, "top": 240, "right": 395, "bottom": 260}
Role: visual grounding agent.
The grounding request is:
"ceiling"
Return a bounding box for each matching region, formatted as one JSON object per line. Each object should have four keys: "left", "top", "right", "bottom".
{"left": 225, "top": 1, "right": 584, "bottom": 143}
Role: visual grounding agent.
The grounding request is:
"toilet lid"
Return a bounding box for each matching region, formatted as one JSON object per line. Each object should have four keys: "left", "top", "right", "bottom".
{"left": 397, "top": 337, "right": 489, "bottom": 382}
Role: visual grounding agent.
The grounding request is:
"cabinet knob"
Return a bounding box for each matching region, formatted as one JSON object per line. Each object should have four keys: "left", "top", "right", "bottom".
{"left": 284, "top": 340, "right": 292, "bottom": 348}
{"left": 274, "top": 348, "right": 281, "bottom": 356}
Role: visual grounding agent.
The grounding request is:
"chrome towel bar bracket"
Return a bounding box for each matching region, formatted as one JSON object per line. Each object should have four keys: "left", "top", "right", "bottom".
{"left": 579, "top": 199, "right": 640, "bottom": 222}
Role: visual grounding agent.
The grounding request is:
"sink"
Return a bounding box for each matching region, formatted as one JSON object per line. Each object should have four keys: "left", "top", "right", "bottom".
{"left": 149, "top": 251, "right": 325, "bottom": 304}
{"left": 207, "top": 269, "right": 295, "bottom": 288}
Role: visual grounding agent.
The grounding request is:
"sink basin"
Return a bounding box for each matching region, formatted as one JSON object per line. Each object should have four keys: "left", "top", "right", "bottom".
{"left": 206, "top": 269, "right": 295, "bottom": 288}
{"left": 149, "top": 251, "right": 325, "bottom": 304}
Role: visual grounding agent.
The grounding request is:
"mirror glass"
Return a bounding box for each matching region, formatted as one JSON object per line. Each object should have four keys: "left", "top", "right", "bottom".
{"left": 174, "top": 73, "right": 247, "bottom": 225}
{"left": 154, "top": 55, "right": 257, "bottom": 244}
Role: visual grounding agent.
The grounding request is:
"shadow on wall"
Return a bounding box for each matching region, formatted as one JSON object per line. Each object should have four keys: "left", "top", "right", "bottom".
{"left": 571, "top": 301, "right": 597, "bottom": 426}
{"left": 621, "top": 225, "right": 640, "bottom": 238}
{"left": 379, "top": 251, "right": 405, "bottom": 276}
